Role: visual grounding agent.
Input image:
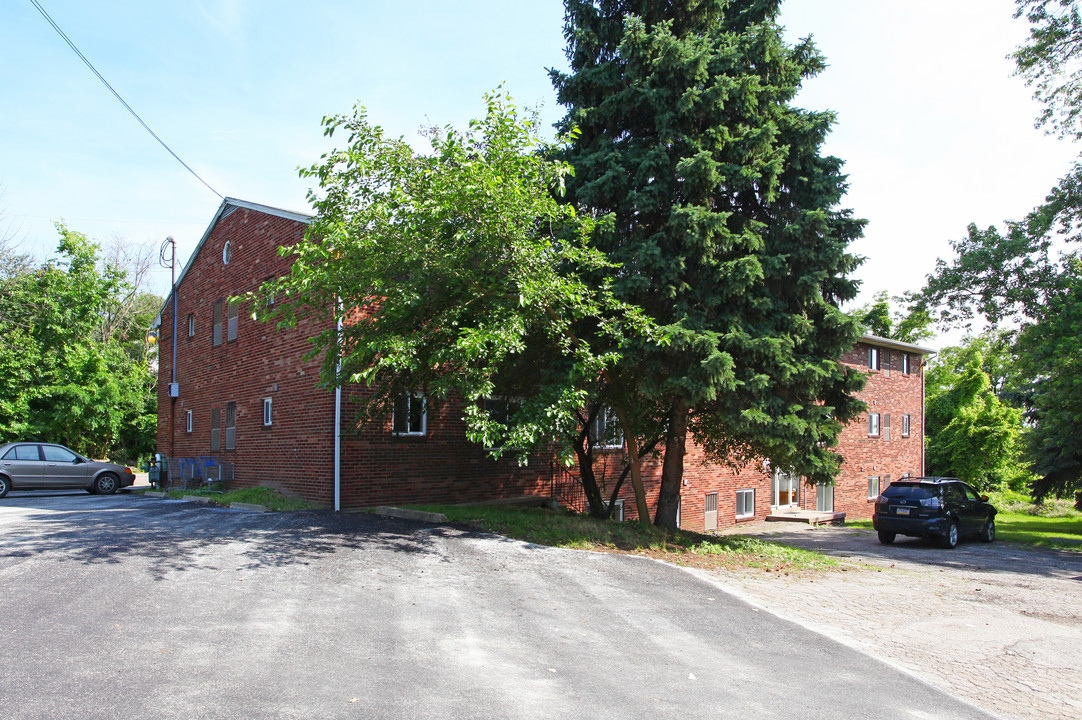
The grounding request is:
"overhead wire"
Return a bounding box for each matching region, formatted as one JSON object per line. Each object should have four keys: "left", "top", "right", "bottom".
{"left": 28, "top": 0, "right": 223, "bottom": 199}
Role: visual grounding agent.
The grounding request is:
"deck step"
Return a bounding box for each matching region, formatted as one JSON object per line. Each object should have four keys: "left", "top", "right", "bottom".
{"left": 765, "top": 510, "right": 846, "bottom": 526}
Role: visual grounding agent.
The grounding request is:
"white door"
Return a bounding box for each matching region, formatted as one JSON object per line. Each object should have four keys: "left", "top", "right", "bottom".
{"left": 772, "top": 469, "right": 799, "bottom": 508}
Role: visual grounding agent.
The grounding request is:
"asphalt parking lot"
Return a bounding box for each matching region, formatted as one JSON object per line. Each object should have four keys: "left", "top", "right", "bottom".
{"left": 710, "top": 522, "right": 1082, "bottom": 720}
{"left": 0, "top": 491, "right": 995, "bottom": 720}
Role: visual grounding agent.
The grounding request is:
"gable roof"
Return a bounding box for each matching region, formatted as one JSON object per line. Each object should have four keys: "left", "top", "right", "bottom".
{"left": 859, "top": 333, "right": 936, "bottom": 356}
{"left": 151, "top": 197, "right": 312, "bottom": 329}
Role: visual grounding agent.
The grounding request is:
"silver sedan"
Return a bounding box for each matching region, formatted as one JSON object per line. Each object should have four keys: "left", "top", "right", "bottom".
{"left": 0, "top": 442, "right": 136, "bottom": 497}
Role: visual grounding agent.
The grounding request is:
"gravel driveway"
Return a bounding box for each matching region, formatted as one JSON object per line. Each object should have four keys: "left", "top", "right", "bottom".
{"left": 708, "top": 522, "right": 1082, "bottom": 720}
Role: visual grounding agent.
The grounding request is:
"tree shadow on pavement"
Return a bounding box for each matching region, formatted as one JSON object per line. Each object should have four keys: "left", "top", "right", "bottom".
{"left": 0, "top": 495, "right": 466, "bottom": 580}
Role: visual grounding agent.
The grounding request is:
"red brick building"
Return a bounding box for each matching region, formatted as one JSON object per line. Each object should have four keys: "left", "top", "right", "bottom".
{"left": 153, "top": 198, "right": 933, "bottom": 530}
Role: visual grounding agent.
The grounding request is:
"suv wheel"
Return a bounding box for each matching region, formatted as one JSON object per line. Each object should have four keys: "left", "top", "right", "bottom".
{"left": 980, "top": 518, "right": 996, "bottom": 543}
{"left": 940, "top": 520, "right": 960, "bottom": 549}
{"left": 877, "top": 531, "right": 896, "bottom": 544}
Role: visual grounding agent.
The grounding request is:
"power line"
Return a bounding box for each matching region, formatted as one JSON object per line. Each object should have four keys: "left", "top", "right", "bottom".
{"left": 29, "top": 0, "right": 223, "bottom": 199}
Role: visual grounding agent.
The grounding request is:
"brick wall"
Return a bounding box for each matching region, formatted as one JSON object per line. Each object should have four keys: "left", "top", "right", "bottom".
{"left": 157, "top": 202, "right": 928, "bottom": 521}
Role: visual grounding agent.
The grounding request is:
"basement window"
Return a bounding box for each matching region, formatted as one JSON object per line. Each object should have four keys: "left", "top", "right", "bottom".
{"left": 736, "top": 489, "right": 754, "bottom": 519}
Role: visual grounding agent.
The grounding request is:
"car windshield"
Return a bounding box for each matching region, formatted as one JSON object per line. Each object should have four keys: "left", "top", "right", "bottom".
{"left": 882, "top": 484, "right": 936, "bottom": 499}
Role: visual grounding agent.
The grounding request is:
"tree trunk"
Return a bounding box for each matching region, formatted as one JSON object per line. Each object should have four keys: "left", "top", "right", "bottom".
{"left": 573, "top": 441, "right": 607, "bottom": 519}
{"left": 655, "top": 399, "right": 689, "bottom": 530}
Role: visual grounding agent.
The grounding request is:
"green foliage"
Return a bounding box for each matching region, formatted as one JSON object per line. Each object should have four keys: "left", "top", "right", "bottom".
{"left": 1013, "top": 270, "right": 1082, "bottom": 498}
{"left": 552, "top": 0, "right": 866, "bottom": 527}
{"left": 265, "top": 91, "right": 649, "bottom": 460}
{"left": 915, "top": 3, "right": 1082, "bottom": 498}
{"left": 418, "top": 503, "right": 835, "bottom": 569}
{"left": 1013, "top": 0, "right": 1082, "bottom": 139}
{"left": 0, "top": 225, "right": 158, "bottom": 462}
{"left": 925, "top": 341, "right": 1029, "bottom": 491}
{"left": 852, "top": 290, "right": 934, "bottom": 343}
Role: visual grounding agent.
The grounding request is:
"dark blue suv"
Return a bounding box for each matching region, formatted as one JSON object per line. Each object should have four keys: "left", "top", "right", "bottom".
{"left": 872, "top": 477, "right": 997, "bottom": 549}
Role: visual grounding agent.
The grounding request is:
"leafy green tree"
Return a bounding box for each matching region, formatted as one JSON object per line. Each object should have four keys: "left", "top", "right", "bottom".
{"left": 1012, "top": 269, "right": 1082, "bottom": 497}
{"left": 552, "top": 0, "right": 866, "bottom": 527}
{"left": 264, "top": 92, "right": 654, "bottom": 517}
{"left": 917, "top": 1, "right": 1082, "bottom": 498}
{"left": 853, "top": 290, "right": 934, "bottom": 343}
{"left": 925, "top": 343, "right": 1029, "bottom": 491}
{"left": 0, "top": 225, "right": 158, "bottom": 461}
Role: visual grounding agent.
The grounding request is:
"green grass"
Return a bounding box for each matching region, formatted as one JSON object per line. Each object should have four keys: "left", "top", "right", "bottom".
{"left": 159, "top": 486, "right": 320, "bottom": 512}
{"left": 848, "top": 506, "right": 1082, "bottom": 550}
{"left": 412, "top": 504, "right": 835, "bottom": 571}
{"left": 994, "top": 512, "right": 1082, "bottom": 549}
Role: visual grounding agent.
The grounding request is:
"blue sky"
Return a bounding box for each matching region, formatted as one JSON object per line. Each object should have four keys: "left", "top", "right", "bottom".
{"left": 1, "top": 0, "right": 1074, "bottom": 339}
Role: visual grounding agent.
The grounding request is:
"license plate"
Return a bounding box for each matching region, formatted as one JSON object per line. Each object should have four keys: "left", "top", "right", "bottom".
{"left": 895, "top": 507, "right": 910, "bottom": 516}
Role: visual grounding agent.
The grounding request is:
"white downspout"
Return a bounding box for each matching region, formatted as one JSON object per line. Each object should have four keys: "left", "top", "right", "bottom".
{"left": 334, "top": 314, "right": 342, "bottom": 512}
{"left": 921, "top": 355, "right": 927, "bottom": 477}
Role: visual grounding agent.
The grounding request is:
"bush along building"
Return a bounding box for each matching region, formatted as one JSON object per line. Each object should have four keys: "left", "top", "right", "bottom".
{"left": 153, "top": 198, "right": 933, "bottom": 529}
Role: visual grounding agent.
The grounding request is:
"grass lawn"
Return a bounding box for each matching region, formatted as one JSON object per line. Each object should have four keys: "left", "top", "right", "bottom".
{"left": 151, "top": 486, "right": 320, "bottom": 512}
{"left": 847, "top": 514, "right": 1082, "bottom": 551}
{"left": 413, "top": 503, "right": 835, "bottom": 573}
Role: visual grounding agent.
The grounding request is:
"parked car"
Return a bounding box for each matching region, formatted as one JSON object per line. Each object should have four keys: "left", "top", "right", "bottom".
{"left": 872, "top": 477, "right": 997, "bottom": 549}
{"left": 0, "top": 442, "right": 136, "bottom": 498}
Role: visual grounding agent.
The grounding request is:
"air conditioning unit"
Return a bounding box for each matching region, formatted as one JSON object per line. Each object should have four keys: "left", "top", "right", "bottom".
{"left": 168, "top": 383, "right": 179, "bottom": 397}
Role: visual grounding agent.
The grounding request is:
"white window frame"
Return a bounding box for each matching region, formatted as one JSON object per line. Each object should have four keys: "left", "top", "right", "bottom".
{"left": 590, "top": 405, "right": 623, "bottom": 449}
{"left": 185, "top": 410, "right": 193, "bottom": 433}
{"left": 224, "top": 401, "right": 236, "bottom": 450}
{"left": 263, "top": 397, "right": 272, "bottom": 426}
{"left": 187, "top": 314, "right": 194, "bottom": 338}
{"left": 868, "top": 346, "right": 879, "bottom": 370}
{"left": 901, "top": 353, "right": 911, "bottom": 375}
{"left": 222, "top": 240, "right": 231, "bottom": 265}
{"left": 736, "top": 489, "right": 755, "bottom": 519}
{"left": 393, "top": 393, "right": 427, "bottom": 436}
{"left": 868, "top": 476, "right": 881, "bottom": 499}
{"left": 611, "top": 498, "right": 624, "bottom": 522}
{"left": 902, "top": 413, "right": 911, "bottom": 437}
{"left": 868, "top": 412, "right": 881, "bottom": 437}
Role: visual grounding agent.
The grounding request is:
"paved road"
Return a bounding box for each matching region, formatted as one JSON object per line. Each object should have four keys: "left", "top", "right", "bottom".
{"left": 0, "top": 492, "right": 994, "bottom": 720}
{"left": 712, "top": 521, "right": 1082, "bottom": 720}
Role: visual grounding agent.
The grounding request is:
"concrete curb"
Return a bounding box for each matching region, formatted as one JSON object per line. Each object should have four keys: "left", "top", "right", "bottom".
{"left": 182, "top": 495, "right": 211, "bottom": 504}
{"left": 142, "top": 491, "right": 167, "bottom": 498}
{"left": 230, "top": 502, "right": 267, "bottom": 513}
{"left": 373, "top": 506, "right": 448, "bottom": 523}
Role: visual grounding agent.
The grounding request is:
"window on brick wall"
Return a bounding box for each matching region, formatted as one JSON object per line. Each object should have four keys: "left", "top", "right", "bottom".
{"left": 483, "top": 396, "right": 520, "bottom": 449}
{"left": 868, "top": 476, "right": 881, "bottom": 499}
{"left": 590, "top": 405, "right": 623, "bottom": 449}
{"left": 212, "top": 301, "right": 223, "bottom": 346}
{"left": 187, "top": 314, "right": 194, "bottom": 338}
{"left": 185, "top": 410, "right": 192, "bottom": 434}
{"left": 211, "top": 409, "right": 220, "bottom": 451}
{"left": 263, "top": 398, "right": 272, "bottom": 426}
{"left": 868, "top": 346, "right": 879, "bottom": 370}
{"left": 223, "top": 240, "right": 231, "bottom": 265}
{"left": 611, "top": 498, "right": 624, "bottom": 522}
{"left": 902, "top": 414, "right": 911, "bottom": 437}
{"left": 225, "top": 402, "right": 236, "bottom": 450}
{"left": 901, "top": 353, "right": 911, "bottom": 375}
{"left": 868, "top": 412, "right": 881, "bottom": 436}
{"left": 736, "top": 489, "right": 754, "bottom": 519}
{"left": 393, "top": 393, "right": 426, "bottom": 436}
{"left": 227, "top": 298, "right": 239, "bottom": 342}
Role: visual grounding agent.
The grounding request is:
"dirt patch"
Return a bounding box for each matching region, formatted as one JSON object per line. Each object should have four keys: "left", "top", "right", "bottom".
{"left": 702, "top": 522, "right": 1082, "bottom": 720}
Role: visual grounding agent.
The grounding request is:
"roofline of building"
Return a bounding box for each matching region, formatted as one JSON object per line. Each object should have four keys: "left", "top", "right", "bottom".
{"left": 151, "top": 197, "right": 312, "bottom": 328}
{"left": 859, "top": 333, "right": 936, "bottom": 356}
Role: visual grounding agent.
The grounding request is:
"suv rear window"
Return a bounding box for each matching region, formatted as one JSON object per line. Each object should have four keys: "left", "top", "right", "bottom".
{"left": 881, "top": 484, "right": 937, "bottom": 499}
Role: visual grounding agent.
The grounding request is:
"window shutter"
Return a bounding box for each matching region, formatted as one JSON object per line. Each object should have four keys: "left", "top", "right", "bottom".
{"left": 227, "top": 299, "right": 239, "bottom": 342}
{"left": 883, "top": 413, "right": 892, "bottom": 442}
{"left": 704, "top": 492, "right": 718, "bottom": 531}
{"left": 212, "top": 301, "right": 223, "bottom": 346}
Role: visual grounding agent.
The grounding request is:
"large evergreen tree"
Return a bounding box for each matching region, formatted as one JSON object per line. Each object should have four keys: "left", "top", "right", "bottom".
{"left": 552, "top": 0, "right": 866, "bottom": 527}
